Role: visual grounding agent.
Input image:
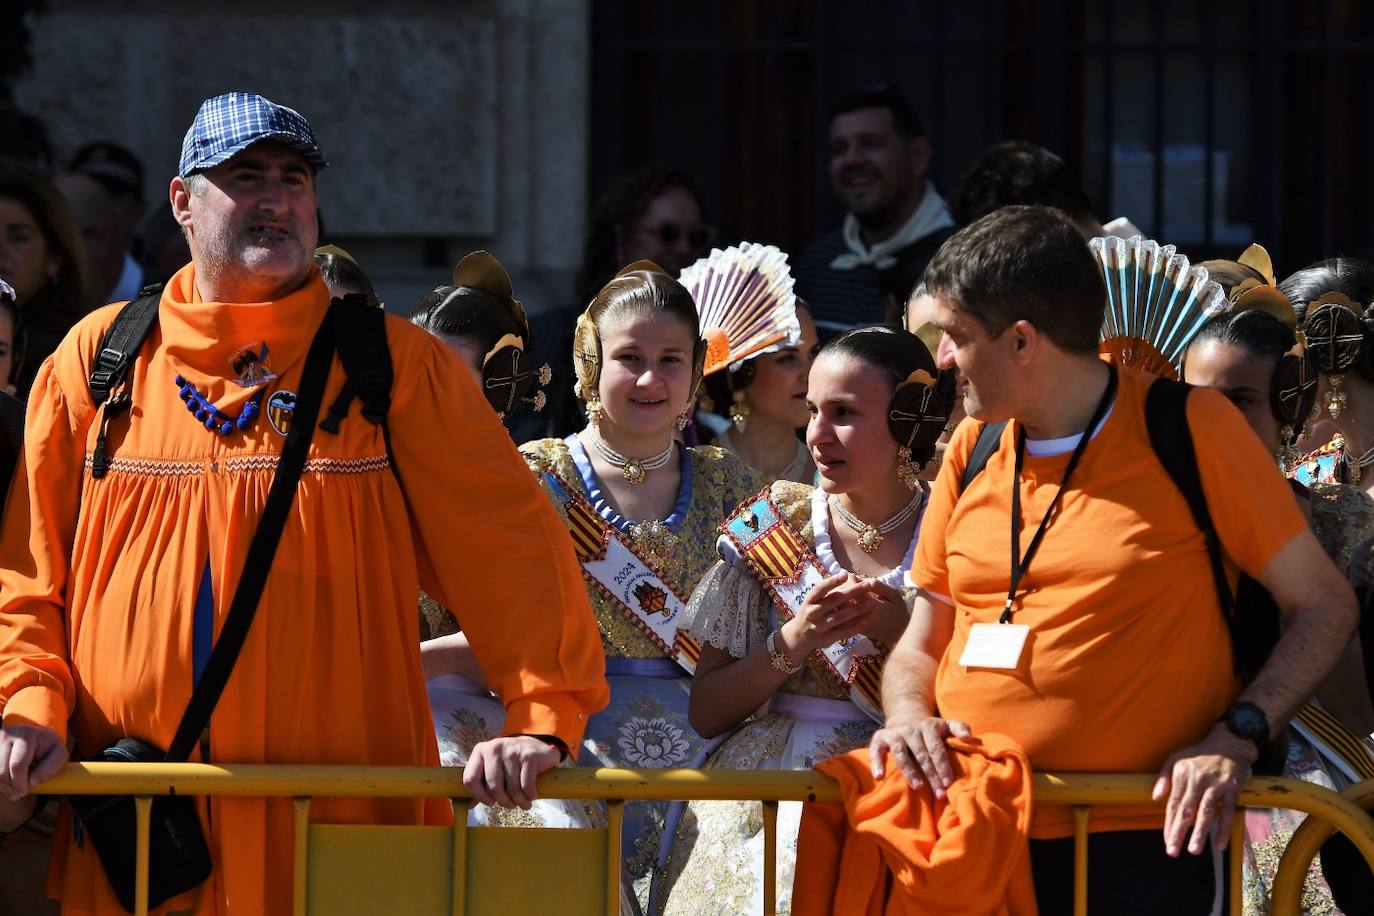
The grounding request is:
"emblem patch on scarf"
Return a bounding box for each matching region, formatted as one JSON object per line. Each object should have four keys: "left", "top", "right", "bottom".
{"left": 633, "top": 581, "right": 669, "bottom": 618}
{"left": 230, "top": 342, "right": 280, "bottom": 388}
{"left": 267, "top": 390, "right": 296, "bottom": 436}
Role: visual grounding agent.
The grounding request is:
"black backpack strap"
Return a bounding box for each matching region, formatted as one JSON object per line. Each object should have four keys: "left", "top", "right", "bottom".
{"left": 317, "top": 295, "right": 397, "bottom": 469}
{"left": 1146, "top": 377, "right": 1290, "bottom": 772}
{"left": 1144, "top": 378, "right": 1247, "bottom": 673}
{"left": 88, "top": 284, "right": 164, "bottom": 479}
{"left": 960, "top": 420, "right": 1009, "bottom": 492}
{"left": 165, "top": 304, "right": 338, "bottom": 761}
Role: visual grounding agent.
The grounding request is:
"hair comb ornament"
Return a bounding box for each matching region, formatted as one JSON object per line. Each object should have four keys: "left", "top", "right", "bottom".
{"left": 452, "top": 250, "right": 550, "bottom": 418}
{"left": 679, "top": 242, "right": 802, "bottom": 377}
{"left": 888, "top": 365, "right": 954, "bottom": 490}
{"left": 1299, "top": 290, "right": 1372, "bottom": 422}
{"left": 1229, "top": 243, "right": 1296, "bottom": 329}
{"left": 1090, "top": 235, "right": 1229, "bottom": 378}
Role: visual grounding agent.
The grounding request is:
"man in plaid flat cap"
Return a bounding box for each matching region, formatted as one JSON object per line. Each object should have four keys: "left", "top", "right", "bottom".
{"left": 0, "top": 92, "right": 606, "bottom": 913}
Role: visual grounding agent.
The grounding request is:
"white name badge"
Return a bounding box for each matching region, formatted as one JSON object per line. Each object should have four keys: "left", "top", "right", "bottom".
{"left": 958, "top": 622, "right": 1030, "bottom": 670}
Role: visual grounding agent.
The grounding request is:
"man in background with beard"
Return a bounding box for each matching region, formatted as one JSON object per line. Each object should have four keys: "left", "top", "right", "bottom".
{"left": 793, "top": 84, "right": 955, "bottom": 335}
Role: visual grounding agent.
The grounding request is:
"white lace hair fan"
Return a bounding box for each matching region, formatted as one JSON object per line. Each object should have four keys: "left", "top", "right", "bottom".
{"left": 679, "top": 241, "right": 802, "bottom": 375}
{"left": 1091, "top": 235, "right": 1229, "bottom": 379}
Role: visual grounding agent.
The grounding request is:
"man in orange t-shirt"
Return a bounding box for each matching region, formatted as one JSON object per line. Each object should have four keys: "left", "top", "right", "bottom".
{"left": 868, "top": 206, "right": 1358, "bottom": 913}
{"left": 0, "top": 93, "right": 607, "bottom": 914}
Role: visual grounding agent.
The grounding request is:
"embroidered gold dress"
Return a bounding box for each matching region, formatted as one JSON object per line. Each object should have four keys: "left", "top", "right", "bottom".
{"left": 521, "top": 434, "right": 759, "bottom": 911}
{"left": 659, "top": 480, "right": 915, "bottom": 916}
{"left": 1242, "top": 482, "right": 1374, "bottom": 915}
{"left": 712, "top": 429, "right": 817, "bottom": 487}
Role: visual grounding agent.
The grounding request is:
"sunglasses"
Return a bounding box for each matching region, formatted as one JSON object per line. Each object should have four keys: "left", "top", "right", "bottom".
{"left": 638, "top": 222, "right": 716, "bottom": 251}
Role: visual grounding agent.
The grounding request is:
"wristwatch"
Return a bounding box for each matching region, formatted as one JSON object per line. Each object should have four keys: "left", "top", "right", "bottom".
{"left": 767, "top": 630, "right": 803, "bottom": 674}
{"left": 1219, "top": 701, "right": 1270, "bottom": 753}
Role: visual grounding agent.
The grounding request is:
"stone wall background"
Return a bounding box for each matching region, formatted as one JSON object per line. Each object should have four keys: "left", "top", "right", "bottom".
{"left": 14, "top": 0, "right": 590, "bottom": 313}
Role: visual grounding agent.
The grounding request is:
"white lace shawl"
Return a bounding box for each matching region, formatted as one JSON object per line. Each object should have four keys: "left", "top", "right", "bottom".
{"left": 682, "top": 549, "right": 773, "bottom": 659}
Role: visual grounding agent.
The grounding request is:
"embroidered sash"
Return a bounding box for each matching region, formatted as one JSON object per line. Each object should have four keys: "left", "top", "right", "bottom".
{"left": 544, "top": 470, "right": 699, "bottom": 675}
{"left": 720, "top": 488, "right": 884, "bottom": 722}
{"left": 1292, "top": 702, "right": 1374, "bottom": 783}
{"left": 1291, "top": 436, "right": 1341, "bottom": 487}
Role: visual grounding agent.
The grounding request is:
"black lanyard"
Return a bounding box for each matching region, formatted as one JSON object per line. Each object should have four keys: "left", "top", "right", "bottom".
{"left": 1001, "top": 366, "right": 1118, "bottom": 624}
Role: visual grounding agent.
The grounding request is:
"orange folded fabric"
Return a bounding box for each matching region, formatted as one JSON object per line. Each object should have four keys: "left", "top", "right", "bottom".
{"left": 794, "top": 733, "right": 1037, "bottom": 916}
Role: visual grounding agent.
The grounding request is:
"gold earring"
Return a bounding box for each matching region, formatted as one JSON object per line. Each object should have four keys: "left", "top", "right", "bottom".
{"left": 584, "top": 396, "right": 604, "bottom": 428}
{"left": 675, "top": 411, "right": 689, "bottom": 431}
{"left": 1325, "top": 373, "right": 1348, "bottom": 419}
{"left": 729, "top": 391, "right": 750, "bottom": 431}
{"left": 1278, "top": 425, "right": 1300, "bottom": 474}
{"left": 1302, "top": 402, "right": 1320, "bottom": 441}
{"left": 896, "top": 446, "right": 922, "bottom": 490}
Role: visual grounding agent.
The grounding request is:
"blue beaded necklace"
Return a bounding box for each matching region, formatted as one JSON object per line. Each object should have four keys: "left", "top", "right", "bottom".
{"left": 174, "top": 374, "right": 266, "bottom": 436}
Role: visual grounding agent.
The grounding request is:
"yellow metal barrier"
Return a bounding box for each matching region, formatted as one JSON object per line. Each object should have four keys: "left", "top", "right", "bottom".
{"left": 31, "top": 765, "right": 1374, "bottom": 916}
{"left": 1271, "top": 778, "right": 1374, "bottom": 914}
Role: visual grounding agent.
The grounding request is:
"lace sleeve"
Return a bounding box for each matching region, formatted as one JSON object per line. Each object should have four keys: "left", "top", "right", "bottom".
{"left": 682, "top": 559, "right": 773, "bottom": 658}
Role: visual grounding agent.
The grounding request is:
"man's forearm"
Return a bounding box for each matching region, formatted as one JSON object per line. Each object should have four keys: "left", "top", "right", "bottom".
{"left": 1243, "top": 591, "right": 1359, "bottom": 733}
{"left": 880, "top": 643, "right": 941, "bottom": 723}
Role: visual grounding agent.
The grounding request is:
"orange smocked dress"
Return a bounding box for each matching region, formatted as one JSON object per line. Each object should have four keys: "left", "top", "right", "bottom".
{"left": 0, "top": 264, "right": 608, "bottom": 914}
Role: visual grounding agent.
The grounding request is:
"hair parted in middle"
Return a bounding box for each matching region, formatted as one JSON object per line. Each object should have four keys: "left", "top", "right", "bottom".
{"left": 315, "top": 246, "right": 381, "bottom": 308}
{"left": 922, "top": 205, "right": 1106, "bottom": 355}
{"left": 411, "top": 250, "right": 550, "bottom": 418}
{"left": 572, "top": 259, "right": 707, "bottom": 406}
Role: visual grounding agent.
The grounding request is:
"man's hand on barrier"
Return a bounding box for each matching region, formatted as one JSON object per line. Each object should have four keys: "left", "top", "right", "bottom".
{"left": 1153, "top": 725, "right": 1256, "bottom": 857}
{"left": 463, "top": 735, "right": 561, "bottom": 811}
{"left": 867, "top": 716, "right": 972, "bottom": 800}
{"left": 0, "top": 724, "right": 67, "bottom": 802}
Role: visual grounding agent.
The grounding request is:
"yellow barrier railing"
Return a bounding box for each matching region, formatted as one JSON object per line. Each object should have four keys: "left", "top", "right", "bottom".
{"left": 31, "top": 765, "right": 1374, "bottom": 916}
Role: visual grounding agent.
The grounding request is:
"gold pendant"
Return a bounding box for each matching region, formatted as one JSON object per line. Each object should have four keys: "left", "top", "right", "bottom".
{"left": 622, "top": 459, "right": 646, "bottom": 484}
{"left": 630, "top": 519, "right": 678, "bottom": 565}
{"left": 857, "top": 525, "right": 884, "bottom": 553}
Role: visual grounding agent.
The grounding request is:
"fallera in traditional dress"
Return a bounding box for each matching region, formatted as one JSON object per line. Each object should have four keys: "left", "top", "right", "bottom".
{"left": 520, "top": 434, "right": 759, "bottom": 913}
{"left": 659, "top": 479, "right": 920, "bottom": 916}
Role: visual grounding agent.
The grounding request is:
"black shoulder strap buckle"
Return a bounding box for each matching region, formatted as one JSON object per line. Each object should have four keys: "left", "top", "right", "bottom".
{"left": 87, "top": 285, "right": 163, "bottom": 478}
{"left": 88, "top": 347, "right": 130, "bottom": 407}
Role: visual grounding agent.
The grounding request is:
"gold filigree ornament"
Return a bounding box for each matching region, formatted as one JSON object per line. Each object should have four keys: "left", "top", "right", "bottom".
{"left": 1326, "top": 373, "right": 1348, "bottom": 420}
{"left": 630, "top": 518, "right": 679, "bottom": 564}
{"left": 1278, "top": 424, "right": 1300, "bottom": 474}
{"left": 896, "top": 446, "right": 922, "bottom": 490}
{"left": 729, "top": 390, "right": 751, "bottom": 430}
{"left": 828, "top": 492, "right": 923, "bottom": 555}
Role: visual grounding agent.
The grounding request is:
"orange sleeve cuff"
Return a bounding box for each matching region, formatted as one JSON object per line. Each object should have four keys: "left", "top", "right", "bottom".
{"left": 1, "top": 686, "right": 68, "bottom": 743}
{"left": 502, "top": 691, "right": 591, "bottom": 754}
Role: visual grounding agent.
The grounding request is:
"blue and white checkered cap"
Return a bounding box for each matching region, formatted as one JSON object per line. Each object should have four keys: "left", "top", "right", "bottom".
{"left": 179, "top": 92, "right": 328, "bottom": 177}
{"left": 0, "top": 278, "right": 14, "bottom": 302}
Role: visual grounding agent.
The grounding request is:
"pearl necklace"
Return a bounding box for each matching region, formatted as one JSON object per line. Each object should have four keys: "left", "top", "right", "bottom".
{"left": 828, "top": 491, "right": 923, "bottom": 554}
{"left": 588, "top": 432, "right": 674, "bottom": 484}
